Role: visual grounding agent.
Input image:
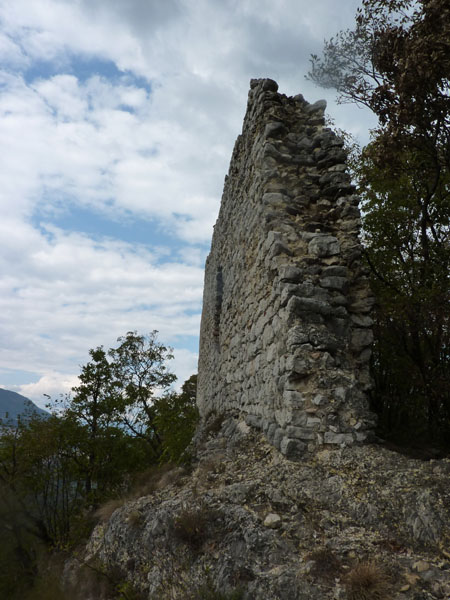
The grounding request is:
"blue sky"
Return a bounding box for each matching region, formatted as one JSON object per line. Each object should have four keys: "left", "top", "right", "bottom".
{"left": 0, "top": 0, "right": 376, "bottom": 407}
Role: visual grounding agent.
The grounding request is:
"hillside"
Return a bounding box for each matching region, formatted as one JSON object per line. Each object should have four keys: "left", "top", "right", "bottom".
{"left": 65, "top": 416, "right": 450, "bottom": 599}
{"left": 0, "top": 388, "right": 49, "bottom": 426}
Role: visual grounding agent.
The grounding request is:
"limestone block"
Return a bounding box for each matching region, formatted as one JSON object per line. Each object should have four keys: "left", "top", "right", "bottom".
{"left": 280, "top": 437, "right": 307, "bottom": 457}
{"left": 262, "top": 325, "right": 275, "bottom": 347}
{"left": 308, "top": 235, "right": 340, "bottom": 257}
{"left": 275, "top": 407, "right": 291, "bottom": 428}
{"left": 286, "top": 426, "right": 316, "bottom": 440}
{"left": 278, "top": 265, "right": 302, "bottom": 282}
{"left": 286, "top": 354, "right": 313, "bottom": 378}
{"left": 273, "top": 427, "right": 285, "bottom": 449}
{"left": 305, "top": 99, "right": 327, "bottom": 113}
{"left": 264, "top": 121, "right": 285, "bottom": 138}
{"left": 350, "top": 314, "right": 374, "bottom": 327}
{"left": 350, "top": 328, "right": 374, "bottom": 352}
{"left": 263, "top": 513, "right": 282, "bottom": 528}
{"left": 324, "top": 432, "right": 354, "bottom": 445}
{"left": 283, "top": 390, "right": 305, "bottom": 406}
{"left": 321, "top": 265, "right": 348, "bottom": 277}
{"left": 262, "top": 192, "right": 290, "bottom": 206}
{"left": 312, "top": 394, "right": 326, "bottom": 406}
{"left": 348, "top": 296, "right": 375, "bottom": 313}
{"left": 287, "top": 325, "right": 310, "bottom": 347}
{"left": 245, "top": 414, "right": 263, "bottom": 429}
{"left": 287, "top": 295, "right": 332, "bottom": 317}
{"left": 268, "top": 241, "right": 292, "bottom": 258}
{"left": 306, "top": 417, "right": 321, "bottom": 428}
{"left": 319, "top": 276, "right": 348, "bottom": 291}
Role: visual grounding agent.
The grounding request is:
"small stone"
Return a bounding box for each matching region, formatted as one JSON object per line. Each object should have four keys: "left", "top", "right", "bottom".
{"left": 264, "top": 121, "right": 285, "bottom": 138}
{"left": 262, "top": 78, "right": 278, "bottom": 92}
{"left": 280, "top": 437, "right": 307, "bottom": 457}
{"left": 264, "top": 513, "right": 282, "bottom": 528}
{"left": 324, "top": 432, "right": 354, "bottom": 445}
{"left": 413, "top": 560, "right": 430, "bottom": 573}
{"left": 305, "top": 99, "right": 327, "bottom": 113}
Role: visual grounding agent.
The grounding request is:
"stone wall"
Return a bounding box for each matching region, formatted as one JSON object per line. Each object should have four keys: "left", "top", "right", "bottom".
{"left": 197, "top": 78, "right": 376, "bottom": 457}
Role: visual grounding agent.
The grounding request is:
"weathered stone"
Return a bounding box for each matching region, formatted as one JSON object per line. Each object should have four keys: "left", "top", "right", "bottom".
{"left": 264, "top": 513, "right": 282, "bottom": 528}
{"left": 264, "top": 121, "right": 285, "bottom": 138}
{"left": 321, "top": 265, "right": 348, "bottom": 277}
{"left": 305, "top": 99, "right": 327, "bottom": 113}
{"left": 286, "top": 426, "right": 316, "bottom": 440}
{"left": 319, "top": 276, "right": 348, "bottom": 291}
{"left": 278, "top": 265, "right": 302, "bottom": 282}
{"left": 280, "top": 436, "right": 307, "bottom": 457}
{"left": 287, "top": 296, "right": 333, "bottom": 316}
{"left": 197, "top": 79, "right": 375, "bottom": 455}
{"left": 324, "top": 432, "right": 354, "bottom": 445}
{"left": 350, "top": 328, "right": 374, "bottom": 351}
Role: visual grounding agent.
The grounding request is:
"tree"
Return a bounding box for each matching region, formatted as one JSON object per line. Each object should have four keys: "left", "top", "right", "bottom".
{"left": 308, "top": 0, "right": 450, "bottom": 445}
{"left": 68, "top": 346, "right": 124, "bottom": 495}
{"left": 108, "top": 331, "right": 177, "bottom": 456}
{"left": 357, "top": 142, "right": 450, "bottom": 442}
{"left": 0, "top": 412, "right": 89, "bottom": 595}
{"left": 154, "top": 374, "right": 199, "bottom": 463}
{"left": 309, "top": 0, "right": 450, "bottom": 138}
{"left": 61, "top": 332, "right": 176, "bottom": 496}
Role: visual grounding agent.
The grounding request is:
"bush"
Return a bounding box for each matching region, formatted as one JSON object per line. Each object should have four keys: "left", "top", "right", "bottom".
{"left": 172, "top": 504, "right": 220, "bottom": 552}
{"left": 345, "top": 562, "right": 392, "bottom": 600}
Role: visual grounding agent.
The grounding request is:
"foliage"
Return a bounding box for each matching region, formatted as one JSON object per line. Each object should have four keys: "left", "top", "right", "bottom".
{"left": 357, "top": 142, "right": 450, "bottom": 443}
{"left": 109, "top": 331, "right": 177, "bottom": 455}
{"left": 154, "top": 374, "right": 199, "bottom": 463}
{"left": 0, "top": 332, "right": 199, "bottom": 595}
{"left": 309, "top": 0, "right": 450, "bottom": 446}
{"left": 308, "top": 0, "right": 450, "bottom": 139}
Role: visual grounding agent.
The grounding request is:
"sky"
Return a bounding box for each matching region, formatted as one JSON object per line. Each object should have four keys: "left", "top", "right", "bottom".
{"left": 0, "top": 0, "right": 377, "bottom": 408}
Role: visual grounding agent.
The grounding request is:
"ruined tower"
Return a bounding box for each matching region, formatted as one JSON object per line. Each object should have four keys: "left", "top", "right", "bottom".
{"left": 197, "top": 79, "right": 376, "bottom": 457}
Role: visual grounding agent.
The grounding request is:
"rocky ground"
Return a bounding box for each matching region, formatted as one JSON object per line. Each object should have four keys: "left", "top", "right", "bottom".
{"left": 65, "top": 418, "right": 450, "bottom": 600}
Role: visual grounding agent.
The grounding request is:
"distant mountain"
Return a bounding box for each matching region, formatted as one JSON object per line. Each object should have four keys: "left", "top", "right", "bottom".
{"left": 0, "top": 388, "right": 49, "bottom": 426}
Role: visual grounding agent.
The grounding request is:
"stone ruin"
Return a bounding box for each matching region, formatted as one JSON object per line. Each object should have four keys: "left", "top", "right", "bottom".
{"left": 197, "top": 78, "right": 376, "bottom": 458}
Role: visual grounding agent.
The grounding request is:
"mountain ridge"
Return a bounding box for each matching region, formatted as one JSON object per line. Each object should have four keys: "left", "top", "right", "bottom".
{"left": 0, "top": 388, "right": 49, "bottom": 425}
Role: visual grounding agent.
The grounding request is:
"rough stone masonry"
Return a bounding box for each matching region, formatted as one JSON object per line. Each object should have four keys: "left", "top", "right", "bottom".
{"left": 197, "top": 78, "right": 377, "bottom": 457}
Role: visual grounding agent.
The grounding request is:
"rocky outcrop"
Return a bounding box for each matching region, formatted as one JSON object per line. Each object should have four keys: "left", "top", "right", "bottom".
{"left": 65, "top": 420, "right": 450, "bottom": 599}
{"left": 197, "top": 79, "right": 375, "bottom": 457}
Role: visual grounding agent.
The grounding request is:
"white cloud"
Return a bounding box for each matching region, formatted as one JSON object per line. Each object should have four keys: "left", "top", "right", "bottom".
{"left": 17, "top": 373, "right": 79, "bottom": 409}
{"left": 0, "top": 222, "right": 203, "bottom": 385}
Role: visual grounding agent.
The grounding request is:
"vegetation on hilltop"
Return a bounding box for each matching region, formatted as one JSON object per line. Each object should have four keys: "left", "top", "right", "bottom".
{"left": 0, "top": 331, "right": 198, "bottom": 599}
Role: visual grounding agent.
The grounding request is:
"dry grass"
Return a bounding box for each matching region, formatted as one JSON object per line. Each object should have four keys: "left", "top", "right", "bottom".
{"left": 127, "top": 510, "right": 143, "bottom": 528}
{"left": 94, "top": 498, "right": 125, "bottom": 523}
{"left": 172, "top": 504, "right": 220, "bottom": 552}
{"left": 94, "top": 465, "right": 188, "bottom": 526}
{"left": 345, "top": 562, "right": 392, "bottom": 600}
{"left": 129, "top": 464, "right": 187, "bottom": 499}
